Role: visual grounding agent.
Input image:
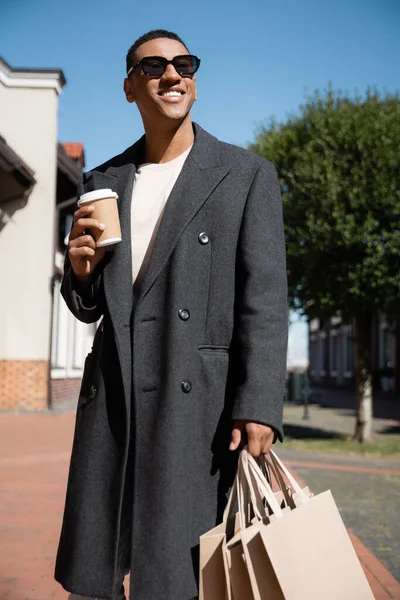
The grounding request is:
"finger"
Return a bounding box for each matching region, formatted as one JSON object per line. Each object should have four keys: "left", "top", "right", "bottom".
{"left": 261, "top": 436, "right": 273, "bottom": 455}
{"left": 70, "top": 218, "right": 105, "bottom": 240}
{"left": 69, "top": 235, "right": 97, "bottom": 251}
{"left": 84, "top": 258, "right": 91, "bottom": 275}
{"left": 246, "top": 426, "right": 262, "bottom": 457}
{"left": 69, "top": 245, "right": 96, "bottom": 259}
{"left": 247, "top": 437, "right": 262, "bottom": 457}
{"left": 73, "top": 204, "right": 95, "bottom": 222}
{"left": 229, "top": 426, "right": 242, "bottom": 451}
{"left": 260, "top": 426, "right": 275, "bottom": 454}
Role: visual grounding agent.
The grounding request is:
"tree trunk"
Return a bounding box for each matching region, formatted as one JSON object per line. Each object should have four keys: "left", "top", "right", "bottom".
{"left": 353, "top": 312, "right": 373, "bottom": 442}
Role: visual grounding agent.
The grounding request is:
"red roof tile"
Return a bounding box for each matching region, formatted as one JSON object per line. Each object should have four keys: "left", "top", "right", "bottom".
{"left": 62, "top": 142, "right": 85, "bottom": 167}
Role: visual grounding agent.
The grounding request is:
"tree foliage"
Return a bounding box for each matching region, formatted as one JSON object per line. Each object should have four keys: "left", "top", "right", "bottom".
{"left": 251, "top": 87, "right": 400, "bottom": 321}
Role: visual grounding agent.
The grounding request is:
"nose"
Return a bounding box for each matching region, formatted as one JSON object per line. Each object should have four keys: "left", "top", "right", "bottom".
{"left": 161, "top": 62, "right": 181, "bottom": 83}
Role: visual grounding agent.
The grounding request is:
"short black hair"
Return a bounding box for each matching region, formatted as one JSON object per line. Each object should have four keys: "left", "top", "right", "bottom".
{"left": 126, "top": 29, "right": 189, "bottom": 74}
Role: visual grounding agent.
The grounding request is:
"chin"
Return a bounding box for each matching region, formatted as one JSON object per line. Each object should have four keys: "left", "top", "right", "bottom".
{"left": 161, "top": 109, "right": 191, "bottom": 123}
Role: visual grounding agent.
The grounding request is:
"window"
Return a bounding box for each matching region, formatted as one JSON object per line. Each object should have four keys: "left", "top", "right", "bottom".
{"left": 330, "top": 331, "right": 338, "bottom": 376}
{"left": 343, "top": 325, "right": 354, "bottom": 376}
{"left": 318, "top": 333, "right": 326, "bottom": 376}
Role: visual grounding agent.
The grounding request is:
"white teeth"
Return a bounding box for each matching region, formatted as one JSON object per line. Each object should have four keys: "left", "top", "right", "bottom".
{"left": 162, "top": 91, "right": 182, "bottom": 97}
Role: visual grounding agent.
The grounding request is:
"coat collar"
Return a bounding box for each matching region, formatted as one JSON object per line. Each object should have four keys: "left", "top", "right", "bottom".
{"left": 91, "top": 123, "right": 230, "bottom": 327}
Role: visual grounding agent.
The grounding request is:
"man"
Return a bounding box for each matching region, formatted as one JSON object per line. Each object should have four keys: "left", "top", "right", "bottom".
{"left": 55, "top": 29, "right": 288, "bottom": 600}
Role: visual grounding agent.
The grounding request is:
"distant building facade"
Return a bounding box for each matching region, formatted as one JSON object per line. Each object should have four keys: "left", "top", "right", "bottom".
{"left": 0, "top": 57, "right": 94, "bottom": 410}
{"left": 309, "top": 314, "right": 399, "bottom": 394}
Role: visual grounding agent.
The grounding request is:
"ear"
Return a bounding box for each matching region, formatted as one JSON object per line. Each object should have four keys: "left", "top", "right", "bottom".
{"left": 124, "top": 78, "right": 136, "bottom": 104}
{"left": 193, "top": 76, "right": 198, "bottom": 101}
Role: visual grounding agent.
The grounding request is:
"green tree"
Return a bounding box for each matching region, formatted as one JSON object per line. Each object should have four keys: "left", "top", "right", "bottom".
{"left": 251, "top": 87, "right": 400, "bottom": 442}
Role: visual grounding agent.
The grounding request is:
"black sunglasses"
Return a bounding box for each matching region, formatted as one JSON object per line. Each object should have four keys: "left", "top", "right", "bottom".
{"left": 127, "top": 55, "right": 201, "bottom": 77}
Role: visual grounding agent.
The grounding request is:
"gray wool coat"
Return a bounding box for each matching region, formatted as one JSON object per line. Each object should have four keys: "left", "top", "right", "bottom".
{"left": 55, "top": 123, "right": 288, "bottom": 600}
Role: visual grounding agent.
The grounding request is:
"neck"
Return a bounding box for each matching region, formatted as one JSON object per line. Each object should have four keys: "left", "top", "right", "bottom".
{"left": 143, "top": 116, "right": 194, "bottom": 164}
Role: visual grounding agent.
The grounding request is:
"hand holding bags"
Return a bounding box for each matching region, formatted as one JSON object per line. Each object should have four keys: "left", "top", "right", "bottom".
{"left": 200, "top": 449, "right": 375, "bottom": 600}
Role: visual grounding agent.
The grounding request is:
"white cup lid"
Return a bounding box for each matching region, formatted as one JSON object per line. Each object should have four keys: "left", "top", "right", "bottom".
{"left": 78, "top": 188, "right": 119, "bottom": 206}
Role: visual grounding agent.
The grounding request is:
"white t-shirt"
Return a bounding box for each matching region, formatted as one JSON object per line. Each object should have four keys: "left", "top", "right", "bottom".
{"left": 131, "top": 146, "right": 192, "bottom": 286}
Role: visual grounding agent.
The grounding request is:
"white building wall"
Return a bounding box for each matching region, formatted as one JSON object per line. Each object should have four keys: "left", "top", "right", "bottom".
{"left": 51, "top": 276, "right": 97, "bottom": 379}
{"left": 0, "top": 79, "right": 59, "bottom": 360}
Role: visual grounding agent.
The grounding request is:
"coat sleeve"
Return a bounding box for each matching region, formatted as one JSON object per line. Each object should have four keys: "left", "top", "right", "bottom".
{"left": 230, "top": 161, "right": 288, "bottom": 442}
{"left": 60, "top": 178, "right": 105, "bottom": 324}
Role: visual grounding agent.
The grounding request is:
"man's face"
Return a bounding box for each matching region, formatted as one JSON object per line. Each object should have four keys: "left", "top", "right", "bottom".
{"left": 124, "top": 38, "right": 197, "bottom": 125}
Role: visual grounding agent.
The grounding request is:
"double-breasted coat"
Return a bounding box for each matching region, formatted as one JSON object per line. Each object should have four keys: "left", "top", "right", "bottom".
{"left": 55, "top": 123, "right": 288, "bottom": 600}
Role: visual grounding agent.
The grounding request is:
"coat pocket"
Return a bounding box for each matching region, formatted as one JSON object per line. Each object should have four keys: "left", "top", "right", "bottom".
{"left": 198, "top": 344, "right": 230, "bottom": 355}
{"left": 77, "top": 354, "right": 98, "bottom": 411}
{"left": 77, "top": 322, "right": 104, "bottom": 411}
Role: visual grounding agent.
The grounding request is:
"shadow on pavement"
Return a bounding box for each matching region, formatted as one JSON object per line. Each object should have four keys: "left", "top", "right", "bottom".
{"left": 312, "top": 387, "right": 400, "bottom": 422}
{"left": 379, "top": 424, "right": 400, "bottom": 435}
{"left": 283, "top": 423, "right": 346, "bottom": 440}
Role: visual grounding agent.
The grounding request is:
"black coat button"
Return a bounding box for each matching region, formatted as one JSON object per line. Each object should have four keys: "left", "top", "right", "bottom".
{"left": 181, "top": 380, "right": 192, "bottom": 393}
{"left": 178, "top": 308, "right": 190, "bottom": 321}
{"left": 198, "top": 232, "right": 209, "bottom": 245}
{"left": 89, "top": 385, "right": 97, "bottom": 399}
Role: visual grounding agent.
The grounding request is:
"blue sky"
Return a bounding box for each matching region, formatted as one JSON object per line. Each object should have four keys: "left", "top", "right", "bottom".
{"left": 1, "top": 0, "right": 398, "bottom": 360}
{"left": 1, "top": 0, "right": 398, "bottom": 170}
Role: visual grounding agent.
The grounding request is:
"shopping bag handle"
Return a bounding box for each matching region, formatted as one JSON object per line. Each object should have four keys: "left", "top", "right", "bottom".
{"left": 268, "top": 449, "right": 310, "bottom": 505}
{"left": 223, "top": 450, "right": 299, "bottom": 527}
{"left": 242, "top": 450, "right": 284, "bottom": 520}
{"left": 239, "top": 450, "right": 271, "bottom": 523}
{"left": 222, "top": 456, "right": 254, "bottom": 525}
{"left": 222, "top": 450, "right": 277, "bottom": 528}
{"left": 258, "top": 453, "right": 293, "bottom": 508}
{"left": 223, "top": 470, "right": 238, "bottom": 523}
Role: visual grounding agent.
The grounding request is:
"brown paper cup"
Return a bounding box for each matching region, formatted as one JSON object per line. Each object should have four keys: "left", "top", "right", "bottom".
{"left": 78, "top": 188, "right": 121, "bottom": 247}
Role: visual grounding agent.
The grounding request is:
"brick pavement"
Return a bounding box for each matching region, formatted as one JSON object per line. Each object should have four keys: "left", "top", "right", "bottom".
{"left": 1, "top": 409, "right": 399, "bottom": 599}
{"left": 278, "top": 447, "right": 400, "bottom": 599}
{"left": 0, "top": 412, "right": 75, "bottom": 600}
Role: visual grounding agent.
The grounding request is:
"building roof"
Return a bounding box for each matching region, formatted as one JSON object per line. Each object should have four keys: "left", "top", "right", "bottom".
{"left": 57, "top": 144, "right": 82, "bottom": 187}
{"left": 62, "top": 142, "right": 85, "bottom": 168}
{"left": 0, "top": 136, "right": 36, "bottom": 204}
{"left": 0, "top": 135, "right": 35, "bottom": 184}
{"left": 0, "top": 57, "right": 66, "bottom": 94}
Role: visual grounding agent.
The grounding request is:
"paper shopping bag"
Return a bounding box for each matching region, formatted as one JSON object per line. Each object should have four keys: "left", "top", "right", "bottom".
{"left": 199, "top": 520, "right": 228, "bottom": 600}
{"left": 237, "top": 452, "right": 291, "bottom": 600}
{"left": 199, "top": 475, "right": 241, "bottom": 600}
{"left": 200, "top": 455, "right": 262, "bottom": 600}
{"left": 225, "top": 532, "right": 254, "bottom": 600}
{"left": 221, "top": 452, "right": 282, "bottom": 600}
{"left": 259, "top": 488, "right": 375, "bottom": 599}
{"left": 244, "top": 451, "right": 375, "bottom": 600}
{"left": 241, "top": 525, "right": 284, "bottom": 600}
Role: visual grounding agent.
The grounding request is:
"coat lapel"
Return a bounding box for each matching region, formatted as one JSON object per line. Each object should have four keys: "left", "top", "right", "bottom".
{"left": 136, "top": 124, "right": 230, "bottom": 306}
{"left": 94, "top": 138, "right": 145, "bottom": 331}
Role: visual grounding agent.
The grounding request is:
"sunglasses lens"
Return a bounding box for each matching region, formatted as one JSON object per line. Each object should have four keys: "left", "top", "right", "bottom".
{"left": 174, "top": 56, "right": 199, "bottom": 75}
{"left": 142, "top": 58, "right": 165, "bottom": 76}
{"left": 140, "top": 55, "right": 200, "bottom": 76}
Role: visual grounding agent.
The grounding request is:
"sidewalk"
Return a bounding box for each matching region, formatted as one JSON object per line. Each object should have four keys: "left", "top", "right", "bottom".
{"left": 0, "top": 408, "right": 399, "bottom": 599}
{"left": 282, "top": 398, "right": 400, "bottom": 599}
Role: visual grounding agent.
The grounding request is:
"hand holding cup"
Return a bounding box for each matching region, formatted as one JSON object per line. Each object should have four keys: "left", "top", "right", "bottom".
{"left": 68, "top": 188, "right": 121, "bottom": 282}
{"left": 68, "top": 204, "right": 107, "bottom": 280}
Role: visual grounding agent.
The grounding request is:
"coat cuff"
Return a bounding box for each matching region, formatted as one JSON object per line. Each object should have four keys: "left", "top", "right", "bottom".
{"left": 70, "top": 270, "right": 96, "bottom": 308}
{"left": 231, "top": 401, "right": 284, "bottom": 443}
{"left": 61, "top": 267, "right": 104, "bottom": 323}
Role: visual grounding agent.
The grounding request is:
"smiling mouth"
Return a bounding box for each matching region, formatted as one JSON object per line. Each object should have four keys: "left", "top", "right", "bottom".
{"left": 158, "top": 90, "right": 185, "bottom": 97}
